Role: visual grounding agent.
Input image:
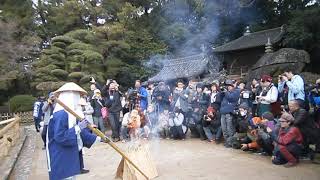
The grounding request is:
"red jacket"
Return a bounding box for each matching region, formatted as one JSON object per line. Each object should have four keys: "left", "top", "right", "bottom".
{"left": 277, "top": 126, "right": 303, "bottom": 145}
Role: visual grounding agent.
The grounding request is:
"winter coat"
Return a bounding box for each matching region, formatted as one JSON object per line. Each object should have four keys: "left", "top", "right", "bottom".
{"left": 83, "top": 103, "right": 94, "bottom": 124}
{"left": 210, "top": 91, "right": 222, "bottom": 109}
{"left": 171, "top": 88, "right": 188, "bottom": 112}
{"left": 292, "top": 108, "right": 320, "bottom": 143}
{"left": 90, "top": 98, "right": 105, "bottom": 117}
{"left": 105, "top": 90, "right": 122, "bottom": 113}
{"left": 220, "top": 88, "right": 241, "bottom": 114}
{"left": 276, "top": 126, "right": 303, "bottom": 146}
{"left": 202, "top": 111, "right": 221, "bottom": 128}
{"left": 278, "top": 75, "right": 305, "bottom": 101}
{"left": 169, "top": 113, "right": 184, "bottom": 127}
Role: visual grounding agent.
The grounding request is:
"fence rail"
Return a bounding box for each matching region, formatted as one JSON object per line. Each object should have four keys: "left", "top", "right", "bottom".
{"left": 0, "top": 111, "right": 33, "bottom": 124}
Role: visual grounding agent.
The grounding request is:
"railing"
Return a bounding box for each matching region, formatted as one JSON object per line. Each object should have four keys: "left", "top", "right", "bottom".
{"left": 0, "top": 111, "right": 33, "bottom": 124}
{"left": 228, "top": 66, "right": 249, "bottom": 79}
{"left": 0, "top": 117, "right": 21, "bottom": 158}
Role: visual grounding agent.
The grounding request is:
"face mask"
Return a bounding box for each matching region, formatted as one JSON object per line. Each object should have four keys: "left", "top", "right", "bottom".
{"left": 240, "top": 111, "right": 247, "bottom": 116}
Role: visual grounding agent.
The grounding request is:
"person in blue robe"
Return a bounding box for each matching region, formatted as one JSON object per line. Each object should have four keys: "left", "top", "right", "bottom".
{"left": 46, "top": 82, "right": 101, "bottom": 180}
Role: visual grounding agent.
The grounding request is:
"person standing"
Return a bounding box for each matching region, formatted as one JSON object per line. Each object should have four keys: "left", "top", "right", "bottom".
{"left": 220, "top": 79, "right": 240, "bottom": 148}
{"left": 46, "top": 82, "right": 101, "bottom": 180}
{"left": 171, "top": 80, "right": 188, "bottom": 116}
{"left": 105, "top": 81, "right": 122, "bottom": 142}
{"left": 278, "top": 71, "right": 305, "bottom": 106}
{"left": 33, "top": 96, "right": 44, "bottom": 132}
{"left": 210, "top": 83, "right": 222, "bottom": 110}
{"left": 90, "top": 89, "right": 106, "bottom": 133}
{"left": 41, "top": 92, "right": 55, "bottom": 149}
{"left": 257, "top": 75, "right": 278, "bottom": 117}
{"left": 135, "top": 80, "right": 148, "bottom": 112}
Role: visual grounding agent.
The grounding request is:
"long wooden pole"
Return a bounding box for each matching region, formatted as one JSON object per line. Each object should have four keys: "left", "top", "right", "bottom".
{"left": 55, "top": 98, "right": 150, "bottom": 180}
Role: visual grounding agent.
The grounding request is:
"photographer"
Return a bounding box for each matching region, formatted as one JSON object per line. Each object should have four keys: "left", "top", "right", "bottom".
{"left": 202, "top": 106, "right": 222, "bottom": 143}
{"left": 241, "top": 112, "right": 276, "bottom": 155}
{"left": 238, "top": 82, "right": 251, "bottom": 107}
{"left": 152, "top": 81, "right": 170, "bottom": 114}
{"left": 256, "top": 75, "right": 278, "bottom": 117}
{"left": 171, "top": 80, "right": 188, "bottom": 115}
{"left": 220, "top": 79, "right": 240, "bottom": 148}
{"left": 210, "top": 83, "right": 222, "bottom": 110}
{"left": 250, "top": 78, "right": 262, "bottom": 116}
{"left": 278, "top": 71, "right": 305, "bottom": 106}
{"left": 105, "top": 81, "right": 122, "bottom": 142}
{"left": 188, "top": 83, "right": 209, "bottom": 140}
{"left": 135, "top": 80, "right": 148, "bottom": 111}
{"left": 229, "top": 103, "right": 252, "bottom": 149}
{"left": 271, "top": 112, "right": 303, "bottom": 168}
{"left": 90, "top": 89, "right": 106, "bottom": 134}
{"left": 169, "top": 107, "right": 185, "bottom": 140}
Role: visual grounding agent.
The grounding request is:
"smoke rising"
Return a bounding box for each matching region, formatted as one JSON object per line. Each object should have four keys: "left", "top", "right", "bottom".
{"left": 144, "top": 0, "right": 254, "bottom": 81}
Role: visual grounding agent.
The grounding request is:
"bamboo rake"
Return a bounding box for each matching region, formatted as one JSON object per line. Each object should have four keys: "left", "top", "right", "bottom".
{"left": 55, "top": 98, "right": 150, "bottom": 180}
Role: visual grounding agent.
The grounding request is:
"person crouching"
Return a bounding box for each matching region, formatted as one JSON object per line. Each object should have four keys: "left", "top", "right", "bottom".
{"left": 127, "top": 109, "right": 141, "bottom": 140}
{"left": 202, "top": 106, "right": 222, "bottom": 143}
{"left": 169, "top": 107, "right": 185, "bottom": 140}
{"left": 272, "top": 112, "right": 303, "bottom": 167}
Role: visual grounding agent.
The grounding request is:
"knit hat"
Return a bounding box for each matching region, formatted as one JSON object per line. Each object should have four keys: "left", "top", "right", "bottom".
{"left": 261, "top": 75, "right": 272, "bottom": 82}
{"left": 280, "top": 112, "right": 295, "bottom": 122}
{"left": 262, "top": 112, "right": 274, "bottom": 121}
{"left": 239, "top": 102, "right": 249, "bottom": 110}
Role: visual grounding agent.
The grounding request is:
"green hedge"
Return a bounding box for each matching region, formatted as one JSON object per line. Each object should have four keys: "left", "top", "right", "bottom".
{"left": 51, "top": 69, "right": 69, "bottom": 79}
{"left": 9, "top": 95, "right": 36, "bottom": 112}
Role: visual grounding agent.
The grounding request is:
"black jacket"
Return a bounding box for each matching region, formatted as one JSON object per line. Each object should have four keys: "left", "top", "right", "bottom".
{"left": 105, "top": 90, "right": 122, "bottom": 113}
{"left": 292, "top": 108, "right": 320, "bottom": 143}
{"left": 90, "top": 98, "right": 105, "bottom": 117}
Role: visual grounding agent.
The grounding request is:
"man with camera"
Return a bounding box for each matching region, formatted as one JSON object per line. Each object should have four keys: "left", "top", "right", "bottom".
{"left": 278, "top": 70, "right": 305, "bottom": 107}
{"left": 134, "top": 80, "right": 148, "bottom": 111}
{"left": 220, "top": 79, "right": 240, "bottom": 148}
{"left": 256, "top": 75, "right": 278, "bottom": 117}
{"left": 105, "top": 81, "right": 122, "bottom": 142}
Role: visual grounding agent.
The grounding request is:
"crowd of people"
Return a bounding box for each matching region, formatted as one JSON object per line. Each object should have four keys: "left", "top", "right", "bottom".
{"left": 33, "top": 70, "right": 320, "bottom": 169}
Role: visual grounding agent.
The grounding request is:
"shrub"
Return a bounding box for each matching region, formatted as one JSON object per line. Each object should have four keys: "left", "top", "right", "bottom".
{"left": 69, "top": 62, "right": 81, "bottom": 71}
{"left": 52, "top": 42, "right": 67, "bottom": 49}
{"left": 65, "top": 29, "right": 95, "bottom": 44}
{"left": 79, "top": 75, "right": 91, "bottom": 84}
{"left": 83, "top": 50, "right": 103, "bottom": 64}
{"left": 51, "top": 69, "right": 69, "bottom": 79}
{"left": 9, "top": 95, "right": 36, "bottom": 112}
{"left": 68, "top": 72, "right": 84, "bottom": 80}
{"left": 51, "top": 35, "right": 75, "bottom": 44}
{"left": 67, "top": 42, "right": 94, "bottom": 51}
{"left": 68, "top": 49, "right": 83, "bottom": 56}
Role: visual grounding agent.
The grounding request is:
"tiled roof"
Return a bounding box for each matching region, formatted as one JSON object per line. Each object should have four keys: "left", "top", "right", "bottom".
{"left": 149, "top": 54, "right": 208, "bottom": 82}
{"left": 213, "top": 26, "right": 285, "bottom": 52}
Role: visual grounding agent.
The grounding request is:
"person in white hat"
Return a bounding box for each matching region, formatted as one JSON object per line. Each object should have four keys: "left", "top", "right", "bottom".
{"left": 46, "top": 82, "right": 101, "bottom": 180}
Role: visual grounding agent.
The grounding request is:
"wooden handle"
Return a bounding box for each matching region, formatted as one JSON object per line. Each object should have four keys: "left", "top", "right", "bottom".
{"left": 55, "top": 98, "right": 150, "bottom": 179}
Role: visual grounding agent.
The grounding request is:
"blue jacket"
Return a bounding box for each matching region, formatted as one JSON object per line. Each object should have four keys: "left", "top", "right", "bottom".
{"left": 278, "top": 75, "right": 305, "bottom": 101}
{"left": 138, "top": 87, "right": 148, "bottom": 111}
{"left": 220, "top": 89, "right": 240, "bottom": 114}
{"left": 47, "top": 110, "right": 96, "bottom": 180}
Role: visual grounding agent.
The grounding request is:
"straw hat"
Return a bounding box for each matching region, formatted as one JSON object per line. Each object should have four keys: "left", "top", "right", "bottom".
{"left": 54, "top": 82, "right": 87, "bottom": 95}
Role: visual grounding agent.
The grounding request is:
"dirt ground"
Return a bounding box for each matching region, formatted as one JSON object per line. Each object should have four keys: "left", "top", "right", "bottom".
{"left": 28, "top": 134, "right": 320, "bottom": 180}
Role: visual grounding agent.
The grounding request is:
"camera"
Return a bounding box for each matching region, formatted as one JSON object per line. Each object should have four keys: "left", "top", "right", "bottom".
{"left": 127, "top": 88, "right": 138, "bottom": 102}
